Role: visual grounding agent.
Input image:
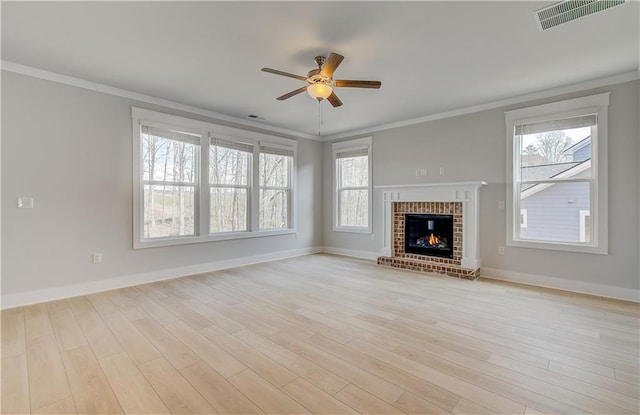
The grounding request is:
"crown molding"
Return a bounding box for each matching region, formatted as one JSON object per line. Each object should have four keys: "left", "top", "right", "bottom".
{"left": 1, "top": 60, "right": 321, "bottom": 141}
{"left": 3, "top": 61, "right": 637, "bottom": 143}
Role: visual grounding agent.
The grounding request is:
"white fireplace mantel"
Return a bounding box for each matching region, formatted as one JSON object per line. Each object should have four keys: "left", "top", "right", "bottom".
{"left": 376, "top": 181, "right": 487, "bottom": 269}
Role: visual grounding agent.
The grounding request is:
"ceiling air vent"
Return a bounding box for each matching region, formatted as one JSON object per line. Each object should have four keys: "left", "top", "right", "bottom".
{"left": 535, "top": 0, "right": 626, "bottom": 31}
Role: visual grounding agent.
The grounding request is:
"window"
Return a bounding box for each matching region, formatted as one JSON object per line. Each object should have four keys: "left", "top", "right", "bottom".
{"left": 133, "top": 108, "right": 296, "bottom": 248}
{"left": 332, "top": 137, "right": 372, "bottom": 233}
{"left": 141, "top": 125, "right": 200, "bottom": 239}
{"left": 259, "top": 145, "right": 293, "bottom": 230}
{"left": 209, "top": 137, "right": 252, "bottom": 233}
{"left": 505, "top": 93, "right": 608, "bottom": 254}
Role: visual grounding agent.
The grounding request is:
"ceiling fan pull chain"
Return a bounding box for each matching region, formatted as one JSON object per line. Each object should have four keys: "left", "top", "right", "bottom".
{"left": 317, "top": 100, "right": 322, "bottom": 136}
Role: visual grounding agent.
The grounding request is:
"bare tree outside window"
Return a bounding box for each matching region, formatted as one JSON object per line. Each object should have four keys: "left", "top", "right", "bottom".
{"left": 142, "top": 127, "right": 197, "bottom": 238}
{"left": 210, "top": 140, "right": 251, "bottom": 233}
{"left": 337, "top": 155, "right": 369, "bottom": 227}
{"left": 134, "top": 108, "right": 298, "bottom": 247}
{"left": 332, "top": 138, "right": 371, "bottom": 231}
{"left": 521, "top": 130, "right": 574, "bottom": 166}
{"left": 259, "top": 151, "right": 291, "bottom": 229}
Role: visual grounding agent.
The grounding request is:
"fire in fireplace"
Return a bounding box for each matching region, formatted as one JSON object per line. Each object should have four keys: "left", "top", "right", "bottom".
{"left": 404, "top": 214, "right": 454, "bottom": 258}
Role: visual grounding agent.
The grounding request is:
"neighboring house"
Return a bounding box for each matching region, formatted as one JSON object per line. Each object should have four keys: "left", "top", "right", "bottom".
{"left": 520, "top": 136, "right": 592, "bottom": 243}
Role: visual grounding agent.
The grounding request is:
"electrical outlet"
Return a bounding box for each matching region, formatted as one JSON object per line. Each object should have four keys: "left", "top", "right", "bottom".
{"left": 498, "top": 200, "right": 505, "bottom": 209}
{"left": 92, "top": 252, "right": 102, "bottom": 264}
{"left": 498, "top": 246, "right": 505, "bottom": 255}
{"left": 439, "top": 167, "right": 446, "bottom": 175}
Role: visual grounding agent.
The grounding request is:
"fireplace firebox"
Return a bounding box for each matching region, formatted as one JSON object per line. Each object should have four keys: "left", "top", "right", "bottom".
{"left": 404, "top": 214, "right": 454, "bottom": 258}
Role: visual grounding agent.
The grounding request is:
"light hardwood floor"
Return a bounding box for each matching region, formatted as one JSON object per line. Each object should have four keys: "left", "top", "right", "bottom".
{"left": 2, "top": 254, "right": 639, "bottom": 414}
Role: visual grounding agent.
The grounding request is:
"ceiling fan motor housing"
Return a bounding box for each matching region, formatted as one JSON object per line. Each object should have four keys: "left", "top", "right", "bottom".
{"left": 314, "top": 55, "right": 327, "bottom": 68}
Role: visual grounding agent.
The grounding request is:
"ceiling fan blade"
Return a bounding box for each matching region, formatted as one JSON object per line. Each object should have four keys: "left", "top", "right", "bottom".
{"left": 327, "top": 92, "right": 343, "bottom": 108}
{"left": 320, "top": 53, "right": 344, "bottom": 78}
{"left": 334, "top": 80, "right": 382, "bottom": 89}
{"left": 276, "top": 86, "right": 308, "bottom": 101}
{"left": 262, "top": 67, "right": 307, "bottom": 81}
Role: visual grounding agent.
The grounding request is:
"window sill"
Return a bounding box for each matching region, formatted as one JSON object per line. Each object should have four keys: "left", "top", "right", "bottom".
{"left": 333, "top": 226, "right": 372, "bottom": 235}
{"left": 134, "top": 228, "right": 297, "bottom": 249}
{"left": 507, "top": 238, "right": 607, "bottom": 255}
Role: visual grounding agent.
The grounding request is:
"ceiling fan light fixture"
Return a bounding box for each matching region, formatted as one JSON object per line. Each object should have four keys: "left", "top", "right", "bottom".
{"left": 307, "top": 83, "right": 333, "bottom": 100}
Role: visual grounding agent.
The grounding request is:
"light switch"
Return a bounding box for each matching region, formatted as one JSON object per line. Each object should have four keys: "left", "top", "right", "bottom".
{"left": 18, "top": 197, "right": 34, "bottom": 209}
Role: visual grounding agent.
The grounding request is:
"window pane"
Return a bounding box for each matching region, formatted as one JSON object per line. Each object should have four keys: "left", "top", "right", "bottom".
{"left": 260, "top": 189, "right": 288, "bottom": 229}
{"left": 210, "top": 145, "right": 250, "bottom": 185}
{"left": 210, "top": 187, "right": 247, "bottom": 233}
{"left": 339, "top": 189, "right": 369, "bottom": 227}
{"left": 260, "top": 153, "right": 290, "bottom": 187}
{"left": 518, "top": 181, "right": 591, "bottom": 243}
{"left": 339, "top": 156, "right": 368, "bottom": 187}
{"left": 143, "top": 134, "right": 197, "bottom": 183}
{"left": 519, "top": 127, "right": 592, "bottom": 179}
{"left": 143, "top": 185, "right": 195, "bottom": 238}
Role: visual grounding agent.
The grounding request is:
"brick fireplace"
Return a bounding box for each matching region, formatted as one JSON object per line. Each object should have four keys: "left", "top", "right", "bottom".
{"left": 376, "top": 182, "right": 486, "bottom": 280}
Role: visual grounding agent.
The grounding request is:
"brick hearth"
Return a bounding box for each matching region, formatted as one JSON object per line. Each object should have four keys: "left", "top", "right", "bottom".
{"left": 377, "top": 201, "right": 480, "bottom": 280}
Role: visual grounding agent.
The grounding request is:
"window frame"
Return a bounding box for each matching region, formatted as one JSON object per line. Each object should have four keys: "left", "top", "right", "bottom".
{"left": 132, "top": 107, "right": 297, "bottom": 249}
{"left": 137, "top": 120, "right": 203, "bottom": 244}
{"left": 505, "top": 93, "right": 609, "bottom": 254}
{"left": 209, "top": 134, "right": 253, "bottom": 234}
{"left": 258, "top": 143, "right": 295, "bottom": 231}
{"left": 332, "top": 137, "right": 373, "bottom": 234}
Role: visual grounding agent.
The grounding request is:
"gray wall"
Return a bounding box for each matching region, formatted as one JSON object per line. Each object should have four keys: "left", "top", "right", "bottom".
{"left": 2, "top": 71, "right": 638, "bottom": 302}
{"left": 323, "top": 80, "right": 639, "bottom": 293}
{"left": 1, "top": 71, "right": 323, "bottom": 299}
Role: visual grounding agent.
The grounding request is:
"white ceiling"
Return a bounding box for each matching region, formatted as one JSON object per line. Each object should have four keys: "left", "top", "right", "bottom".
{"left": 2, "top": 1, "right": 638, "bottom": 139}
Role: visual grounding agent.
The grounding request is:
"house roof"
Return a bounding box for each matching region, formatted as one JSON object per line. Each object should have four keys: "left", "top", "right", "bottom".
{"left": 521, "top": 161, "right": 581, "bottom": 190}
{"left": 521, "top": 159, "right": 591, "bottom": 197}
{"left": 562, "top": 136, "right": 591, "bottom": 155}
{"left": 522, "top": 134, "right": 592, "bottom": 191}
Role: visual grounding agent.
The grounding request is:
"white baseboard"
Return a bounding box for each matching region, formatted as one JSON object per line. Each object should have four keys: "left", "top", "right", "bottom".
{"left": 481, "top": 267, "right": 639, "bottom": 303}
{"left": 5, "top": 248, "right": 636, "bottom": 308}
{"left": 321, "top": 246, "right": 379, "bottom": 261}
{"left": 319, "top": 248, "right": 639, "bottom": 303}
{"left": 1, "top": 247, "right": 323, "bottom": 309}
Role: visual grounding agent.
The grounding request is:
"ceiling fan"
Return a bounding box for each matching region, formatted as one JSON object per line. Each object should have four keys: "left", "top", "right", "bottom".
{"left": 261, "top": 53, "right": 381, "bottom": 107}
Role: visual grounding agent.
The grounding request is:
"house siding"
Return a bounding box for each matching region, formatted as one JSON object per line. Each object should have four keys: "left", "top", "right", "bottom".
{"left": 572, "top": 143, "right": 591, "bottom": 162}
{"left": 520, "top": 179, "right": 590, "bottom": 242}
